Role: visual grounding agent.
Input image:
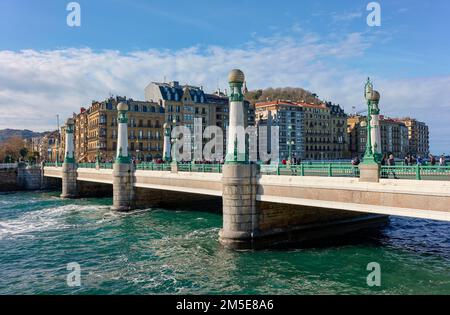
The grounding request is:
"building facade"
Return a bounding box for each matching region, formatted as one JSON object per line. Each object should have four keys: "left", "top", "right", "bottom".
{"left": 347, "top": 115, "right": 410, "bottom": 158}
{"left": 145, "top": 81, "right": 255, "bottom": 160}
{"left": 255, "top": 100, "right": 348, "bottom": 161}
{"left": 73, "top": 96, "right": 165, "bottom": 162}
{"left": 255, "top": 100, "right": 304, "bottom": 161}
{"left": 398, "top": 118, "right": 430, "bottom": 157}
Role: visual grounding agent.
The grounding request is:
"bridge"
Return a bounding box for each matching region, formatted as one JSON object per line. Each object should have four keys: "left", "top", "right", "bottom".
{"left": 44, "top": 70, "right": 450, "bottom": 249}
{"left": 44, "top": 162, "right": 450, "bottom": 248}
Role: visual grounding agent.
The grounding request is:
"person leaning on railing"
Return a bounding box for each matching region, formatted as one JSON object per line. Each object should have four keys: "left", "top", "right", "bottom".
{"left": 440, "top": 155, "right": 447, "bottom": 167}
{"left": 387, "top": 154, "right": 398, "bottom": 179}
{"left": 351, "top": 156, "right": 360, "bottom": 177}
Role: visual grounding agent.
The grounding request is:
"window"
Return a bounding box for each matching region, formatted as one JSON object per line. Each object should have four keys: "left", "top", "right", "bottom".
{"left": 143, "top": 106, "right": 148, "bottom": 112}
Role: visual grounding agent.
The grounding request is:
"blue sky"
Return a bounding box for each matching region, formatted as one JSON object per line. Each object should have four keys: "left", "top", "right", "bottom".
{"left": 0, "top": 0, "right": 449, "bottom": 153}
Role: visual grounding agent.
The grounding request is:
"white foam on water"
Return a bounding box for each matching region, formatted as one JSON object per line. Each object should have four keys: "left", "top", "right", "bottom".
{"left": 0, "top": 204, "right": 96, "bottom": 240}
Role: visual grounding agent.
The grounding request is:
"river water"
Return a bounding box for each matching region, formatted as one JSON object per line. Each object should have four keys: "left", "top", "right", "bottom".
{"left": 0, "top": 191, "right": 449, "bottom": 295}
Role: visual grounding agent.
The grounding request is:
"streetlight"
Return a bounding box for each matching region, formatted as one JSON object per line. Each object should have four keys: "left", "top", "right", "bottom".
{"left": 287, "top": 125, "right": 294, "bottom": 164}
{"left": 362, "top": 77, "right": 380, "bottom": 165}
{"left": 135, "top": 139, "right": 140, "bottom": 163}
{"left": 287, "top": 140, "right": 295, "bottom": 165}
{"left": 96, "top": 143, "right": 101, "bottom": 168}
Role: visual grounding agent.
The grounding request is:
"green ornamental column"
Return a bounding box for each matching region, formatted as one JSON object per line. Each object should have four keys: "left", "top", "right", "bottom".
{"left": 360, "top": 78, "right": 381, "bottom": 182}
{"left": 61, "top": 118, "right": 78, "bottom": 198}
{"left": 220, "top": 69, "right": 259, "bottom": 249}
{"left": 225, "top": 69, "right": 248, "bottom": 164}
{"left": 112, "top": 102, "right": 135, "bottom": 211}
{"left": 163, "top": 122, "right": 171, "bottom": 162}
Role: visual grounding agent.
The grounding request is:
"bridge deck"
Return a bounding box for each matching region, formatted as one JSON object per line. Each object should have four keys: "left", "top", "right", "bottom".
{"left": 44, "top": 167, "right": 450, "bottom": 222}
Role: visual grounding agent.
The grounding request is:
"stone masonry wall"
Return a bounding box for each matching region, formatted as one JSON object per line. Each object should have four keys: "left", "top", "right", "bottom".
{"left": 257, "top": 202, "right": 368, "bottom": 232}
{"left": 0, "top": 168, "right": 20, "bottom": 191}
{"left": 134, "top": 187, "right": 222, "bottom": 211}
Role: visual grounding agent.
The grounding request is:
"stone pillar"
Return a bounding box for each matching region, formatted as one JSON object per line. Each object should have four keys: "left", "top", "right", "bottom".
{"left": 219, "top": 69, "right": 259, "bottom": 249}
{"left": 17, "top": 162, "right": 43, "bottom": 190}
{"left": 220, "top": 163, "right": 258, "bottom": 249}
{"left": 61, "top": 118, "right": 78, "bottom": 198}
{"left": 359, "top": 163, "right": 380, "bottom": 183}
{"left": 112, "top": 102, "right": 134, "bottom": 211}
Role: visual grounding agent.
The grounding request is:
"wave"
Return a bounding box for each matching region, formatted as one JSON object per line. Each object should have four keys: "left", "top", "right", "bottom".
{"left": 0, "top": 204, "right": 104, "bottom": 240}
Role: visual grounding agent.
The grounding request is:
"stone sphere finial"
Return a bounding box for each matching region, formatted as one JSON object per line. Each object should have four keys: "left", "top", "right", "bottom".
{"left": 228, "top": 69, "right": 245, "bottom": 83}
{"left": 369, "top": 90, "right": 380, "bottom": 102}
{"left": 117, "top": 102, "right": 128, "bottom": 111}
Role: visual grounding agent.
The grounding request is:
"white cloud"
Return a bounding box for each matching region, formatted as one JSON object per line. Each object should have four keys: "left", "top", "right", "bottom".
{"left": 0, "top": 32, "right": 448, "bottom": 153}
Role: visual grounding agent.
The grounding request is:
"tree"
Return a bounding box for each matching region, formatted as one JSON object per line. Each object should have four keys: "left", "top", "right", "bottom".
{"left": 0, "top": 136, "right": 25, "bottom": 162}
{"left": 245, "top": 87, "right": 322, "bottom": 105}
{"left": 19, "top": 148, "right": 28, "bottom": 159}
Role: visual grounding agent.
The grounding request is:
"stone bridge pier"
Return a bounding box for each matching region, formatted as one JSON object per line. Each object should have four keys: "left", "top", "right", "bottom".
{"left": 220, "top": 164, "right": 258, "bottom": 249}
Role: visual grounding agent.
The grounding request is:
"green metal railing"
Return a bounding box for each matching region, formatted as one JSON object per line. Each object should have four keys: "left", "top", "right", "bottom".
{"left": 42, "top": 161, "right": 450, "bottom": 181}
{"left": 43, "top": 162, "right": 63, "bottom": 167}
{"left": 259, "top": 164, "right": 359, "bottom": 178}
{"left": 177, "top": 163, "right": 222, "bottom": 173}
{"left": 78, "top": 163, "right": 97, "bottom": 169}
{"left": 136, "top": 163, "right": 171, "bottom": 171}
{"left": 99, "top": 163, "right": 113, "bottom": 169}
{"left": 381, "top": 165, "right": 450, "bottom": 181}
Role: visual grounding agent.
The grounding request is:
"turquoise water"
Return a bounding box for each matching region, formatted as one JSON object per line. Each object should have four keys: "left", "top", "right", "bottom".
{"left": 0, "top": 191, "right": 450, "bottom": 295}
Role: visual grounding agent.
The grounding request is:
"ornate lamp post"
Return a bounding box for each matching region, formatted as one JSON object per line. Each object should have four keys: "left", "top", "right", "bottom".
{"left": 163, "top": 122, "right": 171, "bottom": 162}
{"left": 287, "top": 140, "right": 294, "bottom": 164}
{"left": 362, "top": 78, "right": 381, "bottom": 165}
{"left": 55, "top": 140, "right": 59, "bottom": 166}
{"left": 171, "top": 118, "right": 177, "bottom": 163}
{"left": 134, "top": 139, "right": 140, "bottom": 163}
{"left": 96, "top": 143, "right": 101, "bottom": 166}
{"left": 64, "top": 119, "right": 75, "bottom": 163}
{"left": 116, "top": 102, "right": 130, "bottom": 164}
{"left": 225, "top": 69, "right": 247, "bottom": 164}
